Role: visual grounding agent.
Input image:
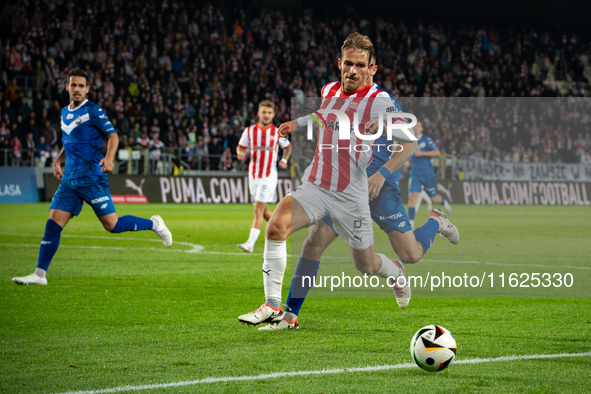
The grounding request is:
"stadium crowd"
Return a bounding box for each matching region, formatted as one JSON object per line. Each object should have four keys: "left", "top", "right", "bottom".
{"left": 1, "top": 0, "right": 590, "bottom": 170}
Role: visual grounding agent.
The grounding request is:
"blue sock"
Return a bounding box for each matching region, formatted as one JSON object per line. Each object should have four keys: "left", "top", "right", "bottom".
{"left": 111, "top": 215, "right": 154, "bottom": 233}
{"left": 413, "top": 218, "right": 439, "bottom": 255}
{"left": 408, "top": 207, "right": 416, "bottom": 221}
{"left": 37, "top": 219, "right": 63, "bottom": 271}
{"left": 440, "top": 198, "right": 446, "bottom": 206}
{"left": 286, "top": 258, "right": 320, "bottom": 316}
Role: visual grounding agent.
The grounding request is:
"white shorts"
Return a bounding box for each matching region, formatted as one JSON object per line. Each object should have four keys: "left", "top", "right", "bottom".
{"left": 249, "top": 176, "right": 278, "bottom": 203}
{"left": 291, "top": 181, "right": 373, "bottom": 250}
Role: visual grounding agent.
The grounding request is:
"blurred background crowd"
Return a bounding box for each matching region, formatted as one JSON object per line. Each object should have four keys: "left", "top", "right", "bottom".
{"left": 1, "top": 0, "right": 590, "bottom": 172}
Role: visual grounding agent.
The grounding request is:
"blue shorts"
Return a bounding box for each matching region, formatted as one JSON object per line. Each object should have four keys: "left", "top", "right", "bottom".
{"left": 50, "top": 175, "right": 116, "bottom": 217}
{"left": 409, "top": 170, "right": 437, "bottom": 197}
{"left": 321, "top": 183, "right": 412, "bottom": 235}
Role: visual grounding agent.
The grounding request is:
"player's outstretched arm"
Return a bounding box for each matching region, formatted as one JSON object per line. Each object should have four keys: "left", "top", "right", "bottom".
{"left": 415, "top": 149, "right": 440, "bottom": 158}
{"left": 99, "top": 133, "right": 119, "bottom": 174}
{"left": 52, "top": 148, "right": 66, "bottom": 180}
{"left": 278, "top": 120, "right": 299, "bottom": 137}
{"left": 368, "top": 140, "right": 418, "bottom": 200}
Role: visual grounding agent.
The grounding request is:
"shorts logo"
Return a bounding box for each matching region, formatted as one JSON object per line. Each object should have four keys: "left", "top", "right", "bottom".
{"left": 66, "top": 114, "right": 74, "bottom": 119}
{"left": 354, "top": 220, "right": 362, "bottom": 229}
{"left": 100, "top": 203, "right": 108, "bottom": 209}
{"left": 379, "top": 212, "right": 403, "bottom": 221}
{"left": 91, "top": 196, "right": 110, "bottom": 204}
{"left": 398, "top": 222, "right": 406, "bottom": 228}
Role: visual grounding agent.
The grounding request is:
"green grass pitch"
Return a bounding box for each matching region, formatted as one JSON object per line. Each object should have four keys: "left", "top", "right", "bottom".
{"left": 0, "top": 203, "right": 590, "bottom": 393}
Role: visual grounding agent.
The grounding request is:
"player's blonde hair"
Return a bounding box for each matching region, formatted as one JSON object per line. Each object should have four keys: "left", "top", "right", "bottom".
{"left": 258, "top": 100, "right": 275, "bottom": 111}
{"left": 341, "top": 32, "right": 374, "bottom": 63}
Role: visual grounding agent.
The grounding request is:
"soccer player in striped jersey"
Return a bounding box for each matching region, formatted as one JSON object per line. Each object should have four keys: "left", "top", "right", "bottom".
{"left": 12, "top": 68, "right": 172, "bottom": 286}
{"left": 236, "top": 100, "right": 291, "bottom": 253}
{"left": 260, "top": 56, "right": 459, "bottom": 330}
{"left": 239, "top": 33, "right": 417, "bottom": 326}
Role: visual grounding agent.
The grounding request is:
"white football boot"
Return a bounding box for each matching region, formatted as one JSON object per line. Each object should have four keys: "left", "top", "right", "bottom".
{"left": 388, "top": 261, "right": 411, "bottom": 309}
{"left": 423, "top": 190, "right": 433, "bottom": 211}
{"left": 259, "top": 317, "right": 299, "bottom": 331}
{"left": 238, "top": 303, "right": 283, "bottom": 326}
{"left": 442, "top": 199, "right": 452, "bottom": 216}
{"left": 12, "top": 273, "right": 47, "bottom": 286}
{"left": 237, "top": 243, "right": 254, "bottom": 253}
{"left": 151, "top": 215, "right": 172, "bottom": 247}
{"left": 429, "top": 208, "right": 459, "bottom": 244}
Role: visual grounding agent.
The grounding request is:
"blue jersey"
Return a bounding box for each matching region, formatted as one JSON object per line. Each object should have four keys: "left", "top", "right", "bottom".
{"left": 366, "top": 85, "right": 403, "bottom": 188}
{"left": 410, "top": 134, "right": 438, "bottom": 174}
{"left": 60, "top": 100, "right": 115, "bottom": 180}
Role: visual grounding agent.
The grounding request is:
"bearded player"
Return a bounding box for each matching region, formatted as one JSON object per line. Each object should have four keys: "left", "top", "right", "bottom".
{"left": 236, "top": 101, "right": 292, "bottom": 253}
{"left": 12, "top": 68, "right": 172, "bottom": 286}
{"left": 238, "top": 33, "right": 418, "bottom": 326}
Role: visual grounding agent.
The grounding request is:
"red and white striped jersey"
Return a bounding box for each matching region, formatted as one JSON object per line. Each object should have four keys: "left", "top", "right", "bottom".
{"left": 238, "top": 123, "right": 291, "bottom": 180}
{"left": 304, "top": 82, "right": 409, "bottom": 195}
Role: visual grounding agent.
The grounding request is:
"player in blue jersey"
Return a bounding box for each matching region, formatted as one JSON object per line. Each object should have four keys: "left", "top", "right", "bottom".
{"left": 12, "top": 68, "right": 172, "bottom": 286}
{"left": 407, "top": 122, "right": 452, "bottom": 229}
{"left": 257, "top": 58, "right": 459, "bottom": 330}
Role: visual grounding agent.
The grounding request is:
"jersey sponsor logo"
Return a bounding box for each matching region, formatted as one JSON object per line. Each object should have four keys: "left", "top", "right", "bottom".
{"left": 304, "top": 107, "right": 417, "bottom": 142}
{"left": 91, "top": 196, "right": 110, "bottom": 204}
{"left": 62, "top": 113, "right": 90, "bottom": 134}
{"left": 66, "top": 113, "right": 74, "bottom": 119}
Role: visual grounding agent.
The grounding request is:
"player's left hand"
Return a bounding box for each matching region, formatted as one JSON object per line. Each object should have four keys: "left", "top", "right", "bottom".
{"left": 278, "top": 159, "right": 288, "bottom": 169}
{"left": 278, "top": 120, "right": 297, "bottom": 138}
{"left": 368, "top": 172, "right": 386, "bottom": 200}
{"left": 364, "top": 120, "right": 381, "bottom": 135}
{"left": 99, "top": 158, "right": 114, "bottom": 174}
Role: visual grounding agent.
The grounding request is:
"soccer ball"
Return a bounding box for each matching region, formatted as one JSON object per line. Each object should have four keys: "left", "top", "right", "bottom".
{"left": 410, "top": 325, "right": 457, "bottom": 372}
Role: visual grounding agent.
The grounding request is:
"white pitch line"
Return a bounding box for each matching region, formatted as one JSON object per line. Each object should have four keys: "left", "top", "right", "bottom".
{"left": 0, "top": 233, "right": 205, "bottom": 253}
{"left": 320, "top": 255, "right": 591, "bottom": 270}
{"left": 53, "top": 351, "right": 591, "bottom": 394}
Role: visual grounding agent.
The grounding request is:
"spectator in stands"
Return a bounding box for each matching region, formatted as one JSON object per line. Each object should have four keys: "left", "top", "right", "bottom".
{"left": 35, "top": 135, "right": 51, "bottom": 167}
{"left": 5, "top": 79, "right": 21, "bottom": 103}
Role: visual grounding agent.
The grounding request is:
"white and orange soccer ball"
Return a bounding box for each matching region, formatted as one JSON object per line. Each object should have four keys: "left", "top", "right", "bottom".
{"left": 410, "top": 325, "right": 457, "bottom": 372}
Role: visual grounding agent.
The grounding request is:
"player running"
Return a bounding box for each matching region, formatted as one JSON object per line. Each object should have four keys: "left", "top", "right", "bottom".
{"left": 12, "top": 68, "right": 172, "bottom": 286}
{"left": 238, "top": 33, "right": 417, "bottom": 326}
{"left": 407, "top": 122, "right": 452, "bottom": 229}
{"left": 259, "top": 58, "right": 459, "bottom": 331}
{"left": 236, "top": 101, "right": 291, "bottom": 253}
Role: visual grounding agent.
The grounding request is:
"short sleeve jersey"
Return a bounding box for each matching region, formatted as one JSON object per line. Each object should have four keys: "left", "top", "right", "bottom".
{"left": 60, "top": 99, "right": 116, "bottom": 180}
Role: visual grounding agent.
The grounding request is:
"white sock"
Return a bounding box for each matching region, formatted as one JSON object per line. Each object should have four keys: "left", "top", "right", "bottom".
{"left": 35, "top": 268, "right": 46, "bottom": 278}
{"left": 375, "top": 253, "right": 401, "bottom": 279}
{"left": 410, "top": 219, "right": 415, "bottom": 230}
{"left": 263, "top": 239, "right": 287, "bottom": 307}
{"left": 246, "top": 228, "right": 261, "bottom": 247}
